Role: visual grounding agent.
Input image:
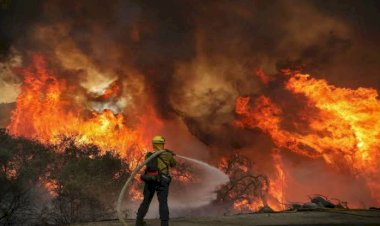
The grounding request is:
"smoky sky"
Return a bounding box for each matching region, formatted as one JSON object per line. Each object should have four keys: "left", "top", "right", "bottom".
{"left": 1, "top": 0, "right": 380, "bottom": 149}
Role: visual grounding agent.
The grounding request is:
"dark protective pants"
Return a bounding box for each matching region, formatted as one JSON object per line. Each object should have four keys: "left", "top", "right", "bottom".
{"left": 136, "top": 177, "right": 170, "bottom": 222}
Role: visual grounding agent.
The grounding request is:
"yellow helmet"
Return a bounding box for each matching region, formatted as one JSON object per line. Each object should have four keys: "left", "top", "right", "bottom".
{"left": 152, "top": 135, "right": 165, "bottom": 144}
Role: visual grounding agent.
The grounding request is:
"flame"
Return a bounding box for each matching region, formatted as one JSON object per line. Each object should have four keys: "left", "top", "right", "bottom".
{"left": 7, "top": 55, "right": 150, "bottom": 160}
{"left": 235, "top": 72, "right": 380, "bottom": 206}
{"left": 268, "top": 151, "right": 286, "bottom": 211}
{"left": 233, "top": 199, "right": 264, "bottom": 212}
{"left": 91, "top": 80, "right": 122, "bottom": 101}
{"left": 255, "top": 68, "right": 272, "bottom": 85}
{"left": 218, "top": 155, "right": 270, "bottom": 212}
{"left": 286, "top": 74, "right": 379, "bottom": 166}
{"left": 6, "top": 55, "right": 197, "bottom": 202}
{"left": 129, "top": 184, "right": 144, "bottom": 201}
{"left": 224, "top": 151, "right": 285, "bottom": 212}
{"left": 41, "top": 178, "right": 59, "bottom": 198}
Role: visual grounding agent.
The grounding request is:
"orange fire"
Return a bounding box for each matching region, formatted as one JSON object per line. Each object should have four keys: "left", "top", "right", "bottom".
{"left": 12, "top": 55, "right": 380, "bottom": 210}
{"left": 218, "top": 151, "right": 285, "bottom": 211}
{"left": 97, "top": 81, "right": 121, "bottom": 101}
{"left": 7, "top": 55, "right": 152, "bottom": 162}
{"left": 218, "top": 156, "right": 271, "bottom": 212}
{"left": 235, "top": 72, "right": 380, "bottom": 206}
{"left": 268, "top": 151, "right": 286, "bottom": 211}
{"left": 6, "top": 55, "right": 196, "bottom": 203}
{"left": 233, "top": 199, "right": 264, "bottom": 212}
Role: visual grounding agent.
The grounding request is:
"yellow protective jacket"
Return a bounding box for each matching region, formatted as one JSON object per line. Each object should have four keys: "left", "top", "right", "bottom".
{"left": 146, "top": 149, "right": 176, "bottom": 175}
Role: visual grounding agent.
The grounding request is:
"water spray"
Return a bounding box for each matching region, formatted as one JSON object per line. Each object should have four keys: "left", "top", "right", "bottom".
{"left": 116, "top": 151, "right": 229, "bottom": 226}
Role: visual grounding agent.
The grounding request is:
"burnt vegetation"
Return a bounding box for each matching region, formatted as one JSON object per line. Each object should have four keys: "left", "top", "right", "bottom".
{"left": 0, "top": 129, "right": 130, "bottom": 225}
{"left": 216, "top": 154, "right": 269, "bottom": 211}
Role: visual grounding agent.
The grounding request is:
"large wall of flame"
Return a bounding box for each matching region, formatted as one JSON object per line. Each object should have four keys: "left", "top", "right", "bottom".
{"left": 1, "top": 0, "right": 380, "bottom": 208}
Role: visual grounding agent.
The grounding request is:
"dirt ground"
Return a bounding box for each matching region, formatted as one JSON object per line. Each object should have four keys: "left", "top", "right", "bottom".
{"left": 76, "top": 209, "right": 380, "bottom": 226}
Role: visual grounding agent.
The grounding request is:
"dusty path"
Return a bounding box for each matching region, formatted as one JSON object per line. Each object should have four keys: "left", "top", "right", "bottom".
{"left": 76, "top": 210, "right": 380, "bottom": 226}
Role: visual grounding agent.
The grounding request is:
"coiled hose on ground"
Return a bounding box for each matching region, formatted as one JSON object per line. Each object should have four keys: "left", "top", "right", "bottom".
{"left": 117, "top": 150, "right": 166, "bottom": 226}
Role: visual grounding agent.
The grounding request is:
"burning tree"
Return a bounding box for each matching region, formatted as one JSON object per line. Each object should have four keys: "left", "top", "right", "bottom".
{"left": 216, "top": 153, "right": 269, "bottom": 213}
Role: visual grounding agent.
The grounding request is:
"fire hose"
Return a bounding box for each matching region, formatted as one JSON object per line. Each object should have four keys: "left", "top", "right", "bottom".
{"left": 116, "top": 150, "right": 166, "bottom": 226}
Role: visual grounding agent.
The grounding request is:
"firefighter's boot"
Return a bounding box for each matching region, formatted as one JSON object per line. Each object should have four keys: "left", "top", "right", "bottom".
{"left": 161, "top": 220, "right": 169, "bottom": 226}
{"left": 135, "top": 218, "right": 147, "bottom": 226}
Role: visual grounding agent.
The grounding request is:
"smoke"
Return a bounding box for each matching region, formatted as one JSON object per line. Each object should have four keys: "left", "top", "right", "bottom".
{"left": 0, "top": 103, "right": 15, "bottom": 127}
{"left": 280, "top": 151, "right": 376, "bottom": 208}
{"left": 1, "top": 0, "right": 380, "bottom": 208}
{"left": 0, "top": 48, "right": 21, "bottom": 103}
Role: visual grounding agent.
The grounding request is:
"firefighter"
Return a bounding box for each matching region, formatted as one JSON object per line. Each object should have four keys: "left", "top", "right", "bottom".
{"left": 136, "top": 136, "right": 176, "bottom": 226}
